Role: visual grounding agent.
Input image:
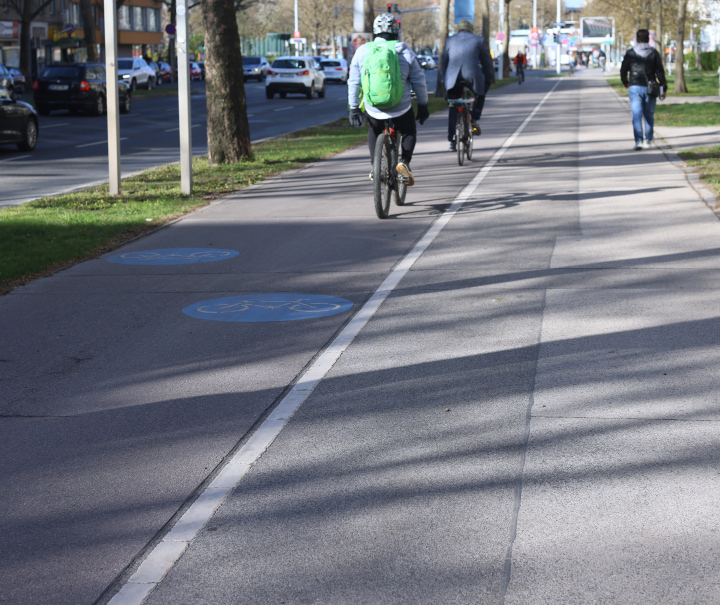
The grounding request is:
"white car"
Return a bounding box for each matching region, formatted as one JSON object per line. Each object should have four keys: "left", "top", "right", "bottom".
{"left": 117, "top": 57, "right": 155, "bottom": 91}
{"left": 243, "top": 56, "right": 269, "bottom": 82}
{"left": 319, "top": 58, "right": 348, "bottom": 83}
{"left": 265, "top": 56, "right": 326, "bottom": 99}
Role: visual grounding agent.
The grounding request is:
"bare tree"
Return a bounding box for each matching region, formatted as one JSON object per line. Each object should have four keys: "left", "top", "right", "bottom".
{"left": 674, "top": 0, "right": 688, "bottom": 93}
{"left": 203, "top": 0, "right": 252, "bottom": 163}
{"left": 79, "top": 0, "right": 99, "bottom": 62}
{"left": 503, "top": 0, "right": 511, "bottom": 77}
{"left": 364, "top": 0, "right": 374, "bottom": 33}
{"left": 436, "top": 0, "right": 451, "bottom": 96}
{"left": 6, "top": 0, "right": 54, "bottom": 80}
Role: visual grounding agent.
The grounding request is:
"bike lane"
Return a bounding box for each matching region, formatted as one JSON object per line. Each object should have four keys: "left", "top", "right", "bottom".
{"left": 0, "top": 79, "right": 559, "bottom": 604}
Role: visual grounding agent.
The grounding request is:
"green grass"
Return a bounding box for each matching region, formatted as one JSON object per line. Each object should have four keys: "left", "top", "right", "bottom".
{"left": 607, "top": 71, "right": 720, "bottom": 97}
{"left": 654, "top": 102, "right": 720, "bottom": 127}
{"left": 3, "top": 90, "right": 494, "bottom": 293}
{"left": 678, "top": 146, "right": 720, "bottom": 198}
{"left": 132, "top": 86, "right": 179, "bottom": 97}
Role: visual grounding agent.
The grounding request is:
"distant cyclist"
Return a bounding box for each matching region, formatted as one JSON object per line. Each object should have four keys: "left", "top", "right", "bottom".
{"left": 437, "top": 19, "right": 495, "bottom": 151}
{"left": 348, "top": 13, "right": 429, "bottom": 186}
{"left": 514, "top": 51, "right": 527, "bottom": 83}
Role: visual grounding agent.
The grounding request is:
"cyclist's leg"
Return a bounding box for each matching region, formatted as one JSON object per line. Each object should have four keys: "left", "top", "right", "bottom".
{"left": 446, "top": 81, "right": 464, "bottom": 148}
{"left": 366, "top": 113, "right": 385, "bottom": 177}
{"left": 393, "top": 108, "right": 416, "bottom": 185}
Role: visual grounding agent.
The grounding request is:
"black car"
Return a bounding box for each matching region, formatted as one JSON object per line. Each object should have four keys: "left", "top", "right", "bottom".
{"left": 0, "top": 84, "right": 38, "bottom": 151}
{"left": 197, "top": 61, "right": 205, "bottom": 80}
{"left": 33, "top": 63, "right": 131, "bottom": 116}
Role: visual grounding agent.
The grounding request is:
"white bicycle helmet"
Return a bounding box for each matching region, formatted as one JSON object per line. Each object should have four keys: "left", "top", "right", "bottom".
{"left": 373, "top": 13, "right": 399, "bottom": 35}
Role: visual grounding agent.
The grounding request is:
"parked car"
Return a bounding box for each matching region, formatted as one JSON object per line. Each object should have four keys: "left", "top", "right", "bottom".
{"left": 319, "top": 58, "right": 348, "bottom": 83}
{"left": 266, "top": 56, "right": 325, "bottom": 99}
{"left": 197, "top": 61, "right": 205, "bottom": 80}
{"left": 242, "top": 56, "right": 269, "bottom": 81}
{"left": 117, "top": 57, "right": 155, "bottom": 90}
{"left": 0, "top": 82, "right": 38, "bottom": 151}
{"left": 33, "top": 63, "right": 131, "bottom": 116}
{"left": 7, "top": 67, "right": 25, "bottom": 93}
{"left": 157, "top": 62, "right": 172, "bottom": 83}
{"left": 174, "top": 62, "right": 203, "bottom": 81}
{"left": 417, "top": 55, "right": 436, "bottom": 70}
{"left": 0, "top": 64, "right": 13, "bottom": 92}
{"left": 148, "top": 61, "right": 163, "bottom": 85}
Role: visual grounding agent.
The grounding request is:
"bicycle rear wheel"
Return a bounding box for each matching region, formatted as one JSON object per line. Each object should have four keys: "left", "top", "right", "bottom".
{"left": 466, "top": 117, "right": 473, "bottom": 161}
{"left": 456, "top": 119, "right": 465, "bottom": 166}
{"left": 373, "top": 134, "right": 392, "bottom": 219}
{"left": 393, "top": 134, "right": 407, "bottom": 206}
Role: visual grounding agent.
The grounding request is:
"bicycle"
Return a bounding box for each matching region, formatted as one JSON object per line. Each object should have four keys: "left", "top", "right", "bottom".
{"left": 372, "top": 118, "right": 407, "bottom": 219}
{"left": 447, "top": 96, "right": 473, "bottom": 166}
{"left": 568, "top": 61, "right": 575, "bottom": 76}
{"left": 516, "top": 64, "right": 525, "bottom": 84}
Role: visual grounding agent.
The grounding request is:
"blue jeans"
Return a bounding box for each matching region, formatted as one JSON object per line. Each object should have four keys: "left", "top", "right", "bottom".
{"left": 628, "top": 85, "right": 656, "bottom": 143}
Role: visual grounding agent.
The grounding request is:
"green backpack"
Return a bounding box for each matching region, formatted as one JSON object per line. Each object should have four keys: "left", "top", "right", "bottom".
{"left": 361, "top": 39, "right": 404, "bottom": 109}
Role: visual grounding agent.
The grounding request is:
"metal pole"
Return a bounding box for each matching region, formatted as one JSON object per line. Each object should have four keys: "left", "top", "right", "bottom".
{"left": 294, "top": 0, "right": 300, "bottom": 56}
{"left": 353, "top": 0, "right": 363, "bottom": 31}
{"left": 556, "top": 0, "right": 561, "bottom": 74}
{"left": 498, "top": 0, "right": 504, "bottom": 80}
{"left": 103, "top": 0, "right": 120, "bottom": 195}
{"left": 533, "top": 0, "right": 537, "bottom": 68}
{"left": 176, "top": 0, "right": 192, "bottom": 195}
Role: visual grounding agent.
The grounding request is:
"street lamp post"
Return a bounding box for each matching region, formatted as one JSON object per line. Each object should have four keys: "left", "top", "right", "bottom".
{"left": 533, "top": 0, "right": 537, "bottom": 68}
{"left": 556, "top": 0, "right": 561, "bottom": 74}
{"left": 498, "top": 0, "right": 504, "bottom": 80}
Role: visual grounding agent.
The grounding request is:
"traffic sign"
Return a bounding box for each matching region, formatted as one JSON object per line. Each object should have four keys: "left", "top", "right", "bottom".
{"left": 165, "top": 23, "right": 176, "bottom": 35}
{"left": 293, "top": 30, "right": 301, "bottom": 39}
{"left": 530, "top": 27, "right": 539, "bottom": 40}
{"left": 496, "top": 32, "right": 505, "bottom": 41}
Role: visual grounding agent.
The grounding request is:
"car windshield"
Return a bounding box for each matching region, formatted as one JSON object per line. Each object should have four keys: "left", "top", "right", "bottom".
{"left": 243, "top": 57, "right": 260, "bottom": 65}
{"left": 41, "top": 66, "right": 82, "bottom": 79}
{"left": 117, "top": 59, "right": 133, "bottom": 70}
{"left": 272, "top": 59, "right": 306, "bottom": 69}
{"left": 322, "top": 61, "right": 341, "bottom": 67}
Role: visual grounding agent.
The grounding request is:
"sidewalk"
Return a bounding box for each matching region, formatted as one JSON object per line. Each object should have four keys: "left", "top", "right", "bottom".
{"left": 3, "top": 72, "right": 720, "bottom": 604}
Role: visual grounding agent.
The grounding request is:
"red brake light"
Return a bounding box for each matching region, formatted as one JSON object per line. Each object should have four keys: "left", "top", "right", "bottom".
{"left": 297, "top": 70, "right": 309, "bottom": 76}
{"left": 79, "top": 80, "right": 90, "bottom": 91}
{"left": 267, "top": 69, "right": 276, "bottom": 76}
{"left": 33, "top": 79, "right": 39, "bottom": 90}
{"left": 336, "top": 67, "right": 344, "bottom": 70}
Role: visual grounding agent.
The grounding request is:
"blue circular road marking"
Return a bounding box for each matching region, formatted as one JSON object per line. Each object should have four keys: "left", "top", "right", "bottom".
{"left": 183, "top": 293, "right": 354, "bottom": 322}
{"left": 107, "top": 248, "right": 239, "bottom": 265}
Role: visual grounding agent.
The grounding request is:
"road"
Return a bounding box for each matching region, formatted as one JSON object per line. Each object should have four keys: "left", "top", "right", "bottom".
{"left": 0, "top": 71, "right": 438, "bottom": 209}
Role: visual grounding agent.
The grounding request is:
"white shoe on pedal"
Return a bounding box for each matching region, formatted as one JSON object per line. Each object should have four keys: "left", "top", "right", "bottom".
{"left": 396, "top": 162, "right": 414, "bottom": 186}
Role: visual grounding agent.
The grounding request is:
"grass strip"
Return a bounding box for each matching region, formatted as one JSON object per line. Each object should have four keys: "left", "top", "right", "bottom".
{"left": 678, "top": 146, "right": 720, "bottom": 199}
{"left": 607, "top": 72, "right": 720, "bottom": 98}
{"left": 1, "top": 93, "right": 468, "bottom": 293}
{"left": 654, "top": 102, "right": 720, "bottom": 127}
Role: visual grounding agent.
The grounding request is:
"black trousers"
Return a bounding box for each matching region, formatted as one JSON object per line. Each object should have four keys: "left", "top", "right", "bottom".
{"left": 366, "top": 107, "right": 416, "bottom": 164}
{"left": 446, "top": 81, "right": 485, "bottom": 142}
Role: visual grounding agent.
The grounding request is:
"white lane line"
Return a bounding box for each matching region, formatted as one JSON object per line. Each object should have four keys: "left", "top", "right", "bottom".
{"left": 164, "top": 124, "right": 202, "bottom": 132}
{"left": 107, "top": 80, "right": 561, "bottom": 605}
{"left": 76, "top": 137, "right": 128, "bottom": 148}
{"left": 40, "top": 122, "right": 71, "bottom": 129}
{"left": 274, "top": 105, "right": 295, "bottom": 111}
{"left": 0, "top": 155, "right": 32, "bottom": 163}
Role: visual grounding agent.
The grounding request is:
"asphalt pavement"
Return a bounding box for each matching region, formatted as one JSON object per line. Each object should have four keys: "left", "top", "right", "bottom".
{"left": 3, "top": 70, "right": 720, "bottom": 604}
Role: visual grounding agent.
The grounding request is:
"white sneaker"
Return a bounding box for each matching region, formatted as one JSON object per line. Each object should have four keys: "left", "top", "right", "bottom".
{"left": 396, "top": 162, "right": 414, "bottom": 186}
{"left": 642, "top": 140, "right": 651, "bottom": 149}
{"left": 634, "top": 142, "right": 643, "bottom": 151}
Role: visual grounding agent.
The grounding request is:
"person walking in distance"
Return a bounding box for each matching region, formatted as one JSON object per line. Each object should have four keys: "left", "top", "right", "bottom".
{"left": 620, "top": 29, "right": 667, "bottom": 150}
{"left": 437, "top": 19, "right": 495, "bottom": 151}
{"left": 348, "top": 13, "right": 429, "bottom": 186}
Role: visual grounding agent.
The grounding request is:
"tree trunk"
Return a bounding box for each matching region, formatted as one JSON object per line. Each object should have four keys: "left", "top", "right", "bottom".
{"left": 19, "top": 6, "right": 32, "bottom": 82}
{"left": 363, "top": 0, "right": 374, "bottom": 34}
{"left": 674, "top": 0, "right": 688, "bottom": 93}
{"left": 170, "top": 0, "right": 177, "bottom": 83}
{"left": 436, "top": 0, "right": 451, "bottom": 97}
{"left": 80, "top": 0, "right": 99, "bottom": 62}
{"left": 203, "top": 0, "right": 252, "bottom": 164}
{"left": 503, "top": 0, "right": 511, "bottom": 78}
{"left": 656, "top": 0, "right": 663, "bottom": 57}
{"left": 476, "top": 0, "right": 490, "bottom": 53}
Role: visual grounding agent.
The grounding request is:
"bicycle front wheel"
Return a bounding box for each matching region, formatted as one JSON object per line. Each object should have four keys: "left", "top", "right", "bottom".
{"left": 373, "top": 134, "right": 392, "bottom": 219}
{"left": 456, "top": 119, "right": 465, "bottom": 166}
{"left": 393, "top": 134, "right": 407, "bottom": 206}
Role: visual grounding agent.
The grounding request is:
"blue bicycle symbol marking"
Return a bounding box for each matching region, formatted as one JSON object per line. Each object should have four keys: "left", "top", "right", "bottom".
{"left": 183, "top": 294, "right": 354, "bottom": 322}
{"left": 107, "top": 248, "right": 240, "bottom": 265}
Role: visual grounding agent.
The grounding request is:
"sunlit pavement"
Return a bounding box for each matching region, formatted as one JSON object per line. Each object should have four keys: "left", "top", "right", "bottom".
{"left": 3, "top": 71, "right": 720, "bottom": 604}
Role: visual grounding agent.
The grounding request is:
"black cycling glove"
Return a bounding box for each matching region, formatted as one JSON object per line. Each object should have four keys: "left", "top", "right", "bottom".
{"left": 349, "top": 108, "right": 364, "bottom": 127}
{"left": 416, "top": 104, "right": 429, "bottom": 125}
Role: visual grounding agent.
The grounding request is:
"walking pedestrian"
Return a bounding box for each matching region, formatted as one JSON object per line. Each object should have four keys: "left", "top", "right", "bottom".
{"left": 620, "top": 29, "right": 667, "bottom": 150}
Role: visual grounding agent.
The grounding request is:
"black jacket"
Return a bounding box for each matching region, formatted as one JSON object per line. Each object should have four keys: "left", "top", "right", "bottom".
{"left": 621, "top": 44, "right": 666, "bottom": 88}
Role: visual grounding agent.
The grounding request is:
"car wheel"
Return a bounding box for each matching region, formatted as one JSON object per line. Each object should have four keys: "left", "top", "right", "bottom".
{"left": 36, "top": 104, "right": 50, "bottom": 116}
{"left": 279, "top": 92, "right": 287, "bottom": 99}
{"left": 147, "top": 77, "right": 153, "bottom": 90}
{"left": 93, "top": 94, "right": 105, "bottom": 116}
{"left": 306, "top": 83, "right": 314, "bottom": 100}
{"left": 318, "top": 83, "right": 326, "bottom": 98}
{"left": 17, "top": 118, "right": 38, "bottom": 151}
{"left": 265, "top": 88, "right": 274, "bottom": 99}
{"left": 120, "top": 91, "right": 131, "bottom": 113}
{"left": 130, "top": 78, "right": 137, "bottom": 91}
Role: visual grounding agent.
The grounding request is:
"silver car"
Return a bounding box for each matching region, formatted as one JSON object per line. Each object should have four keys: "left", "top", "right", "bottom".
{"left": 117, "top": 57, "right": 156, "bottom": 91}
{"left": 265, "top": 56, "right": 325, "bottom": 99}
{"left": 242, "top": 56, "right": 269, "bottom": 82}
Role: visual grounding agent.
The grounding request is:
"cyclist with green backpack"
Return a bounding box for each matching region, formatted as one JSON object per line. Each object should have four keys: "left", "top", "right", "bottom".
{"left": 348, "top": 13, "right": 429, "bottom": 186}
